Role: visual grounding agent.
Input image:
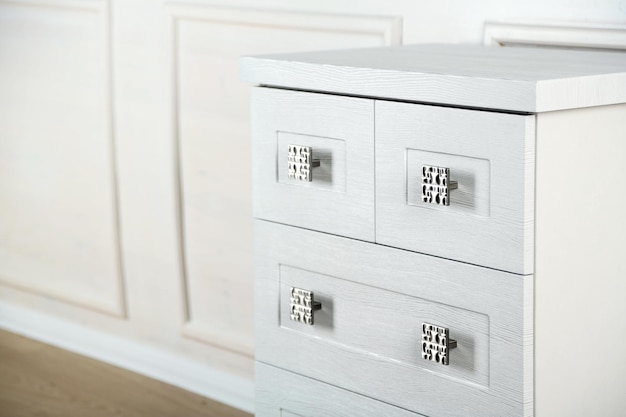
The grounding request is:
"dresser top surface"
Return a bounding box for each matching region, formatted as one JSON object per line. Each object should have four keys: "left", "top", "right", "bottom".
{"left": 240, "top": 44, "right": 626, "bottom": 113}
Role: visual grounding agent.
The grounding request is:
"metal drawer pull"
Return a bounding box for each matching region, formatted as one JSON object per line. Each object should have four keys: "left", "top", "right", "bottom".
{"left": 290, "top": 287, "right": 322, "bottom": 325}
{"left": 422, "top": 165, "right": 458, "bottom": 206}
{"left": 421, "top": 322, "right": 457, "bottom": 366}
{"left": 288, "top": 145, "right": 320, "bottom": 182}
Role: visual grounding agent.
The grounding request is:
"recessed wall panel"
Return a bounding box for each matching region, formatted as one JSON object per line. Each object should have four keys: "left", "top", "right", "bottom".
{"left": 171, "top": 5, "right": 401, "bottom": 354}
{"left": 0, "top": 1, "right": 123, "bottom": 315}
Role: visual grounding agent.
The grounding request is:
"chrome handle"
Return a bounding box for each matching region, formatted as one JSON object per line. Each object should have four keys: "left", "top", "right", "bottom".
{"left": 421, "top": 322, "right": 457, "bottom": 366}
{"left": 290, "top": 287, "right": 322, "bottom": 325}
{"left": 422, "top": 165, "right": 458, "bottom": 206}
{"left": 288, "top": 144, "right": 321, "bottom": 182}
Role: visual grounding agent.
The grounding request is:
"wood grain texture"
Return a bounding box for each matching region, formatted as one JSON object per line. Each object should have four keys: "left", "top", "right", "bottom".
{"left": 535, "top": 103, "right": 626, "bottom": 416}
{"left": 256, "top": 363, "right": 424, "bottom": 417}
{"left": 254, "top": 220, "right": 533, "bottom": 417}
{"left": 278, "top": 264, "right": 491, "bottom": 387}
{"left": 0, "top": 329, "right": 251, "bottom": 417}
{"left": 251, "top": 87, "right": 375, "bottom": 241}
{"left": 375, "top": 100, "right": 535, "bottom": 275}
{"left": 240, "top": 44, "right": 626, "bottom": 112}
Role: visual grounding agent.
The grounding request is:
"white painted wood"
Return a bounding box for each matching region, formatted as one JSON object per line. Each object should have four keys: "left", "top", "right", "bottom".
{"left": 249, "top": 41, "right": 626, "bottom": 417}
{"left": 167, "top": 3, "right": 399, "bottom": 352}
{"left": 280, "top": 262, "right": 489, "bottom": 387}
{"left": 535, "top": 103, "right": 626, "bottom": 416}
{"left": 99, "top": 0, "right": 258, "bottom": 388}
{"left": 376, "top": 100, "right": 535, "bottom": 275}
{"left": 0, "top": 300, "right": 255, "bottom": 414}
{"left": 256, "top": 363, "right": 424, "bottom": 417}
{"left": 0, "top": 0, "right": 125, "bottom": 316}
{"left": 196, "top": 0, "right": 626, "bottom": 46}
{"left": 165, "top": 3, "right": 402, "bottom": 48}
{"left": 484, "top": 21, "right": 626, "bottom": 51}
{"left": 278, "top": 264, "right": 491, "bottom": 387}
{"left": 255, "top": 220, "right": 533, "bottom": 417}
{"left": 240, "top": 44, "right": 626, "bottom": 112}
{"left": 251, "top": 88, "right": 375, "bottom": 241}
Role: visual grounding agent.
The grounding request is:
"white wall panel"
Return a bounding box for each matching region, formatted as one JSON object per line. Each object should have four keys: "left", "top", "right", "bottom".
{"left": 0, "top": 0, "right": 124, "bottom": 316}
{"left": 167, "top": 4, "right": 401, "bottom": 355}
{"left": 167, "top": 0, "right": 626, "bottom": 44}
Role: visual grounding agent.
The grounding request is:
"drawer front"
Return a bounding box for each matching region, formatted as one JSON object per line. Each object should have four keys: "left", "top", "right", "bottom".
{"left": 251, "top": 87, "right": 375, "bottom": 241}
{"left": 255, "top": 220, "right": 533, "bottom": 417}
{"left": 375, "top": 101, "right": 535, "bottom": 274}
{"left": 256, "top": 363, "right": 423, "bottom": 417}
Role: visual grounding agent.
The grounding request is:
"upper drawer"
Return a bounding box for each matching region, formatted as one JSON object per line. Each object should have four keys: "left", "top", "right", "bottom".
{"left": 251, "top": 87, "right": 375, "bottom": 241}
{"left": 255, "top": 220, "right": 533, "bottom": 417}
{"left": 375, "top": 101, "right": 535, "bottom": 274}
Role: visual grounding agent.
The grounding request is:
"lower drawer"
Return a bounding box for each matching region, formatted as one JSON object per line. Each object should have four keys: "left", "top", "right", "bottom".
{"left": 254, "top": 220, "right": 533, "bottom": 417}
{"left": 256, "top": 362, "right": 424, "bottom": 417}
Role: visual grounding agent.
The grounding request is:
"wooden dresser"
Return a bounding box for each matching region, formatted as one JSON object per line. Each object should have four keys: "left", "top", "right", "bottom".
{"left": 240, "top": 44, "right": 626, "bottom": 417}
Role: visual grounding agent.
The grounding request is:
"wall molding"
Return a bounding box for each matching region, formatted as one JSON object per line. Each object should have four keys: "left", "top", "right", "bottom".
{"left": 165, "top": 4, "right": 402, "bottom": 45}
{"left": 165, "top": 3, "right": 401, "bottom": 354}
{"left": 0, "top": 300, "right": 255, "bottom": 414}
{"left": 0, "top": 0, "right": 103, "bottom": 11}
{"left": 484, "top": 21, "right": 626, "bottom": 51}
{"left": 0, "top": 0, "right": 127, "bottom": 317}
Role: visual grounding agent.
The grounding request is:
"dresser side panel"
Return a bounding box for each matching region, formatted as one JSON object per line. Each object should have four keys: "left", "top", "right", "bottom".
{"left": 535, "top": 103, "right": 626, "bottom": 416}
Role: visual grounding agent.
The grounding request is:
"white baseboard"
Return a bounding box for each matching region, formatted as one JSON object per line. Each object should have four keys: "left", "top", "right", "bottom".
{"left": 0, "top": 301, "right": 255, "bottom": 414}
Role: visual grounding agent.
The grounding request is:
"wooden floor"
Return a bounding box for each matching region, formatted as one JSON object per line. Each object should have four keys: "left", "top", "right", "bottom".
{"left": 0, "top": 329, "right": 253, "bottom": 417}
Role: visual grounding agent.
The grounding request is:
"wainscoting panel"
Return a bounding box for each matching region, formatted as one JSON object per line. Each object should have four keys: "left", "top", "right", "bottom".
{"left": 167, "top": 4, "right": 401, "bottom": 355}
{"left": 0, "top": 0, "right": 125, "bottom": 316}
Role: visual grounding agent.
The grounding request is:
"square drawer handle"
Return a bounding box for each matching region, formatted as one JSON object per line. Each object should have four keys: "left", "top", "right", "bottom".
{"left": 290, "top": 287, "right": 322, "bottom": 325}
{"left": 288, "top": 144, "right": 321, "bottom": 182}
{"left": 421, "top": 322, "right": 458, "bottom": 366}
{"left": 422, "top": 165, "right": 458, "bottom": 206}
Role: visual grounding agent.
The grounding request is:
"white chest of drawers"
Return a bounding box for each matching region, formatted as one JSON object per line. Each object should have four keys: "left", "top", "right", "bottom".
{"left": 241, "top": 44, "right": 626, "bottom": 417}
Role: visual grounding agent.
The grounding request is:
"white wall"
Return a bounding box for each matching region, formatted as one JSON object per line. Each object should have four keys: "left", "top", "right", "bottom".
{"left": 0, "top": 0, "right": 624, "bottom": 413}
{"left": 203, "top": 0, "right": 626, "bottom": 44}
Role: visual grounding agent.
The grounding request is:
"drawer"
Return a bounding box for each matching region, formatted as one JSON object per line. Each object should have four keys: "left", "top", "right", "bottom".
{"left": 255, "top": 220, "right": 533, "bottom": 417}
{"left": 256, "top": 362, "right": 424, "bottom": 417}
{"left": 251, "top": 87, "right": 375, "bottom": 241}
{"left": 375, "top": 101, "right": 535, "bottom": 274}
